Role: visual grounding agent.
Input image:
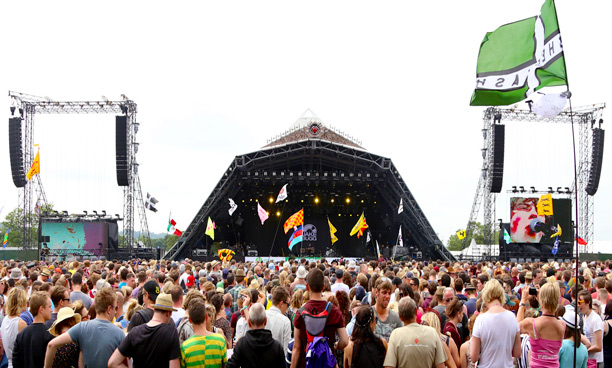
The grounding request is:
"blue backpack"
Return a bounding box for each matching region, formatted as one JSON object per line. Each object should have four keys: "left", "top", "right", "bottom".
{"left": 299, "top": 302, "right": 336, "bottom": 368}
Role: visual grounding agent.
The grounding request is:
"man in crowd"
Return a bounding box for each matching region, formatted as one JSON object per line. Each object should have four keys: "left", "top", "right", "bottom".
{"left": 228, "top": 302, "right": 285, "bottom": 368}
{"left": 265, "top": 286, "right": 292, "bottom": 353}
{"left": 170, "top": 285, "right": 185, "bottom": 325}
{"left": 70, "top": 272, "right": 92, "bottom": 310}
{"left": 128, "top": 279, "right": 160, "bottom": 331}
{"left": 180, "top": 299, "right": 228, "bottom": 367}
{"left": 108, "top": 293, "right": 181, "bottom": 368}
{"left": 12, "top": 291, "right": 53, "bottom": 368}
{"left": 373, "top": 277, "right": 403, "bottom": 342}
{"left": 45, "top": 285, "right": 71, "bottom": 328}
{"left": 45, "top": 287, "right": 125, "bottom": 368}
{"left": 578, "top": 290, "right": 604, "bottom": 367}
{"left": 229, "top": 268, "right": 246, "bottom": 313}
{"left": 465, "top": 284, "right": 478, "bottom": 317}
{"left": 331, "top": 269, "right": 349, "bottom": 295}
{"left": 384, "top": 297, "right": 446, "bottom": 368}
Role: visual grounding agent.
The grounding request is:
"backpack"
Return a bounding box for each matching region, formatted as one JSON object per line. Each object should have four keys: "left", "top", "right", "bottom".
{"left": 299, "top": 302, "right": 336, "bottom": 368}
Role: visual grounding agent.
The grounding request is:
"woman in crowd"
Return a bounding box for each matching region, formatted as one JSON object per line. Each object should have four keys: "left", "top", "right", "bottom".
{"left": 459, "top": 314, "right": 478, "bottom": 368}
{"left": 470, "top": 279, "right": 521, "bottom": 368}
{"left": 48, "top": 307, "right": 82, "bottom": 368}
{"left": 559, "top": 310, "right": 588, "bottom": 368}
{"left": 343, "top": 306, "right": 387, "bottom": 368}
{"left": 518, "top": 281, "right": 564, "bottom": 368}
{"left": 444, "top": 298, "right": 464, "bottom": 348}
{"left": 422, "top": 312, "right": 459, "bottom": 368}
{"left": 211, "top": 293, "right": 232, "bottom": 349}
{"left": 0, "top": 287, "right": 27, "bottom": 368}
{"left": 72, "top": 300, "right": 89, "bottom": 323}
{"left": 603, "top": 299, "right": 612, "bottom": 368}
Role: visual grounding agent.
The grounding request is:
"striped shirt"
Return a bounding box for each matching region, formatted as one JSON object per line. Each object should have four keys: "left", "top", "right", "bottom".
{"left": 229, "top": 284, "right": 245, "bottom": 313}
{"left": 180, "top": 334, "right": 227, "bottom": 368}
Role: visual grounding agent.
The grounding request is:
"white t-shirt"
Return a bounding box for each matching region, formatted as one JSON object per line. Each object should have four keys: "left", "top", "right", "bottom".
{"left": 472, "top": 309, "right": 519, "bottom": 368}
{"left": 171, "top": 308, "right": 186, "bottom": 326}
{"left": 584, "top": 310, "right": 604, "bottom": 363}
{"left": 331, "top": 282, "right": 350, "bottom": 295}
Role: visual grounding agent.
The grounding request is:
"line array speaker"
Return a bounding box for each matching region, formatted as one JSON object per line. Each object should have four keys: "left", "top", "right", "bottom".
{"left": 115, "top": 116, "right": 129, "bottom": 186}
{"left": 586, "top": 128, "right": 605, "bottom": 196}
{"left": 8, "top": 117, "right": 27, "bottom": 188}
{"left": 490, "top": 124, "right": 505, "bottom": 193}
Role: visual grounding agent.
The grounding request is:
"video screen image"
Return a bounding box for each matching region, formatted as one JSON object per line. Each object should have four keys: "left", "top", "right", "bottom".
{"left": 40, "top": 222, "right": 108, "bottom": 256}
{"left": 510, "top": 197, "right": 572, "bottom": 244}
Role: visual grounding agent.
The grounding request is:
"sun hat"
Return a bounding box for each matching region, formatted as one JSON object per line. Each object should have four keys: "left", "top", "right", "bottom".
{"left": 562, "top": 310, "right": 581, "bottom": 329}
{"left": 235, "top": 268, "right": 245, "bottom": 277}
{"left": 249, "top": 279, "right": 260, "bottom": 290}
{"left": 525, "top": 271, "right": 533, "bottom": 280}
{"left": 48, "top": 307, "right": 81, "bottom": 336}
{"left": 41, "top": 268, "right": 51, "bottom": 277}
{"left": 296, "top": 266, "right": 307, "bottom": 279}
{"left": 10, "top": 269, "right": 23, "bottom": 280}
{"left": 151, "top": 293, "right": 177, "bottom": 312}
{"left": 211, "top": 261, "right": 220, "bottom": 269}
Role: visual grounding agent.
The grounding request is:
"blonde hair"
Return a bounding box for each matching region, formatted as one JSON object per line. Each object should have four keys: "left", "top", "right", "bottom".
{"left": 6, "top": 287, "right": 27, "bottom": 317}
{"left": 539, "top": 281, "right": 560, "bottom": 313}
{"left": 481, "top": 279, "right": 505, "bottom": 306}
{"left": 421, "top": 312, "right": 441, "bottom": 332}
{"left": 291, "top": 289, "right": 304, "bottom": 309}
{"left": 161, "top": 280, "right": 174, "bottom": 294}
{"left": 125, "top": 299, "right": 142, "bottom": 321}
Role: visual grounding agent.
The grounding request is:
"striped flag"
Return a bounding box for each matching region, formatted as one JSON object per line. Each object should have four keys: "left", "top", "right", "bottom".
{"left": 284, "top": 209, "right": 304, "bottom": 234}
{"left": 350, "top": 213, "right": 368, "bottom": 238}
{"left": 257, "top": 202, "right": 269, "bottom": 225}
{"left": 167, "top": 218, "right": 182, "bottom": 237}
{"left": 3, "top": 228, "right": 8, "bottom": 248}
{"left": 288, "top": 225, "right": 303, "bottom": 250}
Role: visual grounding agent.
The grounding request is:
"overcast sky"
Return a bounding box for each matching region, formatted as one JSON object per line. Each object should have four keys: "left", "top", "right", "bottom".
{"left": 0, "top": 1, "right": 610, "bottom": 251}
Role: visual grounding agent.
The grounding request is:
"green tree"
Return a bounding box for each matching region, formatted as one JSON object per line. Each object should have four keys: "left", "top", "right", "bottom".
{"left": 166, "top": 235, "right": 179, "bottom": 250}
{"left": 1, "top": 203, "right": 54, "bottom": 249}
{"left": 446, "top": 222, "right": 500, "bottom": 251}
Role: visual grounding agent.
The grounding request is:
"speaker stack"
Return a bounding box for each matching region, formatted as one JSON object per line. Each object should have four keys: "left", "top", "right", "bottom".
{"left": 8, "top": 117, "right": 27, "bottom": 188}
{"left": 115, "top": 116, "right": 129, "bottom": 186}
{"left": 490, "top": 124, "right": 505, "bottom": 193}
{"left": 586, "top": 128, "right": 605, "bottom": 196}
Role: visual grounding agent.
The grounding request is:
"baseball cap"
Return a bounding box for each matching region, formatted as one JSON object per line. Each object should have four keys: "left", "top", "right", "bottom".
{"left": 186, "top": 275, "right": 195, "bottom": 287}
{"left": 143, "top": 280, "right": 160, "bottom": 301}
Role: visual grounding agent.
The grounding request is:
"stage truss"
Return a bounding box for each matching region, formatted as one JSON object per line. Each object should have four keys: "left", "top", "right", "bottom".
{"left": 8, "top": 91, "right": 150, "bottom": 253}
{"left": 465, "top": 103, "right": 606, "bottom": 257}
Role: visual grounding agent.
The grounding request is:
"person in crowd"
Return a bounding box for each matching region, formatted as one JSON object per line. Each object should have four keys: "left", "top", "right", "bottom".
{"left": 45, "top": 287, "right": 124, "bottom": 368}
{"left": 211, "top": 293, "right": 233, "bottom": 349}
{"left": 559, "top": 310, "right": 588, "bottom": 368}
{"left": 384, "top": 297, "right": 446, "bottom": 368}
{"left": 289, "top": 266, "right": 308, "bottom": 296}
{"left": 578, "top": 290, "right": 604, "bottom": 368}
{"left": 45, "top": 286, "right": 71, "bottom": 328}
{"left": 11, "top": 291, "right": 52, "bottom": 368}
{"left": 517, "top": 281, "right": 564, "bottom": 368}
{"left": 170, "top": 285, "right": 185, "bottom": 326}
{"left": 372, "top": 277, "right": 402, "bottom": 342}
{"left": 47, "top": 307, "right": 82, "bottom": 368}
{"left": 69, "top": 272, "right": 92, "bottom": 310}
{"left": 180, "top": 300, "right": 227, "bottom": 368}
{"left": 331, "top": 269, "right": 350, "bottom": 295}
{"left": 603, "top": 299, "right": 612, "bottom": 367}
{"left": 127, "top": 279, "right": 160, "bottom": 331}
{"left": 470, "top": 279, "right": 520, "bottom": 368}
{"left": 265, "top": 285, "right": 292, "bottom": 353}
{"left": 343, "top": 305, "right": 387, "bottom": 368}
{"left": 227, "top": 303, "right": 285, "bottom": 368}
{"left": 108, "top": 292, "right": 181, "bottom": 368}
{"left": 422, "top": 312, "right": 459, "bottom": 368}
{"left": 1, "top": 287, "right": 27, "bottom": 368}
{"left": 459, "top": 314, "right": 478, "bottom": 368}
{"left": 229, "top": 268, "right": 247, "bottom": 314}
{"left": 443, "top": 298, "right": 464, "bottom": 348}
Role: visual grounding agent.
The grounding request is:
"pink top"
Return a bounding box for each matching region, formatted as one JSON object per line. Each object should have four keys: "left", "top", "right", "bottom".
{"left": 529, "top": 318, "right": 562, "bottom": 368}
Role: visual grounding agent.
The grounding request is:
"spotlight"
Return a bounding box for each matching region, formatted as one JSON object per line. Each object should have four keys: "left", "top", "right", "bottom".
{"left": 314, "top": 197, "right": 319, "bottom": 204}
{"left": 101, "top": 210, "right": 106, "bottom": 216}
{"left": 557, "top": 187, "right": 563, "bottom": 193}
{"left": 330, "top": 198, "right": 335, "bottom": 203}
{"left": 276, "top": 211, "right": 281, "bottom": 217}
{"left": 345, "top": 197, "right": 350, "bottom": 204}
{"left": 269, "top": 197, "right": 274, "bottom": 203}
{"left": 10, "top": 106, "right": 15, "bottom": 116}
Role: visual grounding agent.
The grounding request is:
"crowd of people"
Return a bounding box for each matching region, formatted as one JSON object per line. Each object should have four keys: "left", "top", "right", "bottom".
{"left": 0, "top": 256, "right": 610, "bottom": 368}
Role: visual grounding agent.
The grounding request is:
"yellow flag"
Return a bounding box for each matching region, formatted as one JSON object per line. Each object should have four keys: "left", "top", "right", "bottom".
{"left": 328, "top": 218, "right": 338, "bottom": 245}
{"left": 457, "top": 230, "right": 466, "bottom": 240}
{"left": 205, "top": 217, "right": 215, "bottom": 240}
{"left": 350, "top": 213, "right": 368, "bottom": 238}
{"left": 537, "top": 193, "right": 554, "bottom": 216}
{"left": 26, "top": 146, "right": 40, "bottom": 181}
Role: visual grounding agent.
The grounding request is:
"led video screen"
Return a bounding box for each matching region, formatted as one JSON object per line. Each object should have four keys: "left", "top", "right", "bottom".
{"left": 510, "top": 197, "right": 572, "bottom": 243}
{"left": 40, "top": 221, "right": 109, "bottom": 257}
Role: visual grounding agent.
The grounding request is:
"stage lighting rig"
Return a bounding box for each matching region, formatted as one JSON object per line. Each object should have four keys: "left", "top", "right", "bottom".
{"left": 530, "top": 186, "right": 536, "bottom": 193}
{"left": 519, "top": 186, "right": 525, "bottom": 193}
{"left": 512, "top": 186, "right": 518, "bottom": 193}
{"left": 557, "top": 187, "right": 563, "bottom": 193}
{"left": 565, "top": 187, "right": 571, "bottom": 194}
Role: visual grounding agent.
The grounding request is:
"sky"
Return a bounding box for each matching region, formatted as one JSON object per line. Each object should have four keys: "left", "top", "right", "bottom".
{"left": 0, "top": 1, "right": 610, "bottom": 252}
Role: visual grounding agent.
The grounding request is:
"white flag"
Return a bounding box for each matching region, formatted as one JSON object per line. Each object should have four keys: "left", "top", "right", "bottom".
{"left": 366, "top": 231, "right": 371, "bottom": 244}
{"left": 397, "top": 226, "right": 403, "bottom": 247}
{"left": 228, "top": 198, "right": 237, "bottom": 216}
{"left": 276, "top": 184, "right": 288, "bottom": 203}
{"left": 376, "top": 240, "right": 381, "bottom": 257}
{"left": 398, "top": 199, "right": 403, "bottom": 214}
{"left": 257, "top": 202, "right": 269, "bottom": 225}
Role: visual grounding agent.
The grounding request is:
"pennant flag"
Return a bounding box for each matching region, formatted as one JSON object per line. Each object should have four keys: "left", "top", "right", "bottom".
{"left": 398, "top": 199, "right": 404, "bottom": 214}
{"left": 550, "top": 224, "right": 562, "bottom": 238}
{"left": 397, "top": 226, "right": 403, "bottom": 247}
{"left": 167, "top": 218, "right": 182, "bottom": 237}
{"left": 470, "top": 0, "right": 566, "bottom": 106}
{"left": 552, "top": 237, "right": 559, "bottom": 255}
{"left": 504, "top": 229, "right": 512, "bottom": 244}
{"left": 328, "top": 218, "right": 338, "bottom": 245}
{"left": 2, "top": 228, "right": 8, "bottom": 248}
{"left": 218, "top": 249, "right": 235, "bottom": 262}
{"left": 376, "top": 240, "right": 381, "bottom": 258}
{"left": 228, "top": 198, "right": 237, "bottom": 216}
{"left": 288, "top": 225, "right": 303, "bottom": 250}
{"left": 350, "top": 213, "right": 368, "bottom": 238}
{"left": 537, "top": 193, "right": 554, "bottom": 216}
{"left": 26, "top": 145, "right": 40, "bottom": 181}
{"left": 576, "top": 237, "right": 588, "bottom": 245}
{"left": 145, "top": 193, "right": 159, "bottom": 213}
{"left": 276, "top": 184, "right": 288, "bottom": 203}
{"left": 457, "top": 230, "right": 466, "bottom": 240}
{"left": 283, "top": 209, "right": 304, "bottom": 234}
{"left": 205, "top": 217, "right": 215, "bottom": 240}
{"left": 257, "top": 202, "right": 269, "bottom": 225}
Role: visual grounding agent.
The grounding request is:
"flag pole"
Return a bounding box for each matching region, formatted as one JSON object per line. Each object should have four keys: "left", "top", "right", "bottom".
{"left": 267, "top": 201, "right": 286, "bottom": 260}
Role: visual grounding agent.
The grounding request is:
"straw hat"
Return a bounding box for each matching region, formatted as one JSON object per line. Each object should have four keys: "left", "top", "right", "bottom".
{"left": 151, "top": 293, "right": 177, "bottom": 312}
{"left": 40, "top": 268, "right": 51, "bottom": 277}
{"left": 48, "top": 307, "right": 81, "bottom": 336}
{"left": 296, "top": 266, "right": 307, "bottom": 279}
{"left": 9, "top": 269, "right": 23, "bottom": 280}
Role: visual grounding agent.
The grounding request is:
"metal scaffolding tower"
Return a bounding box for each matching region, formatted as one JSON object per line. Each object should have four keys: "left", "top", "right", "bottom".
{"left": 8, "top": 91, "right": 150, "bottom": 253}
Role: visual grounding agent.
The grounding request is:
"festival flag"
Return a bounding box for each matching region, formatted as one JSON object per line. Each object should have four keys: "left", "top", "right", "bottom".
{"left": 328, "top": 218, "right": 338, "bottom": 245}
{"left": 288, "top": 225, "right": 303, "bottom": 250}
{"left": 552, "top": 237, "right": 559, "bottom": 255}
{"left": 457, "top": 230, "right": 466, "bottom": 240}
{"left": 284, "top": 209, "right": 304, "bottom": 234}
{"left": 397, "top": 226, "right": 403, "bottom": 247}
{"left": 276, "top": 184, "right": 288, "bottom": 203}
{"left": 2, "top": 228, "right": 8, "bottom": 248}
{"left": 537, "top": 193, "right": 554, "bottom": 216}
{"left": 376, "top": 240, "right": 381, "bottom": 258}
{"left": 145, "top": 193, "right": 159, "bottom": 213}
{"left": 26, "top": 145, "right": 40, "bottom": 181}
{"left": 470, "top": 0, "right": 566, "bottom": 106}
{"left": 257, "top": 202, "right": 269, "bottom": 225}
{"left": 228, "top": 198, "right": 237, "bottom": 216}
{"left": 167, "top": 218, "right": 182, "bottom": 237}
{"left": 205, "top": 217, "right": 215, "bottom": 240}
{"left": 366, "top": 230, "right": 371, "bottom": 244}
{"left": 398, "top": 199, "right": 403, "bottom": 214}
{"left": 504, "top": 229, "right": 512, "bottom": 244}
{"left": 350, "top": 213, "right": 368, "bottom": 238}
{"left": 576, "top": 237, "right": 588, "bottom": 245}
{"left": 550, "top": 224, "right": 562, "bottom": 238}
{"left": 218, "top": 249, "right": 235, "bottom": 262}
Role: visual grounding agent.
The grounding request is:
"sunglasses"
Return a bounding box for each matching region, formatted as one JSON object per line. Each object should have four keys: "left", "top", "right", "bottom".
{"left": 578, "top": 300, "right": 587, "bottom": 305}
{"left": 445, "top": 298, "right": 453, "bottom": 303}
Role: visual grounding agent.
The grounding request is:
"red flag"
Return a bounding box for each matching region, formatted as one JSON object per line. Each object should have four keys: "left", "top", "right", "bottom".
{"left": 283, "top": 209, "right": 304, "bottom": 234}
{"left": 575, "top": 237, "right": 587, "bottom": 245}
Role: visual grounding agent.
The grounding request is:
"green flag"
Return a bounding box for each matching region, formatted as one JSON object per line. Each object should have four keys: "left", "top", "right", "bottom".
{"left": 470, "top": 0, "right": 567, "bottom": 106}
